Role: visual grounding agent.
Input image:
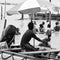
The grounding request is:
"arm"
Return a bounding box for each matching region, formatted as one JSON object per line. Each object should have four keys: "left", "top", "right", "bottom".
{"left": 32, "top": 33, "right": 48, "bottom": 44}
{"left": 35, "top": 36, "right": 43, "bottom": 42}
{"left": 0, "top": 29, "right": 6, "bottom": 42}
{"left": 32, "top": 33, "right": 43, "bottom": 42}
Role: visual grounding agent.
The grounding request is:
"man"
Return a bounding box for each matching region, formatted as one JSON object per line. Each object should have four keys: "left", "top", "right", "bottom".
{"left": 0, "top": 25, "right": 20, "bottom": 47}
{"left": 21, "top": 22, "right": 47, "bottom": 51}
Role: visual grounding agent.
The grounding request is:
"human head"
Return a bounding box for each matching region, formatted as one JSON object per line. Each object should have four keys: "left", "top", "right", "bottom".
{"left": 47, "top": 24, "right": 51, "bottom": 28}
{"left": 42, "top": 22, "right": 45, "bottom": 25}
{"left": 55, "top": 22, "right": 59, "bottom": 25}
{"left": 39, "top": 24, "right": 43, "bottom": 28}
{"left": 28, "top": 22, "right": 34, "bottom": 30}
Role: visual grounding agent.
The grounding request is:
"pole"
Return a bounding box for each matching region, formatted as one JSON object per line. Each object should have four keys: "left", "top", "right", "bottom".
{"left": 49, "top": 0, "right": 51, "bottom": 2}
{"left": 4, "top": 19, "right": 7, "bottom": 29}
{"left": 1, "top": 5, "right": 3, "bottom": 20}
{"left": 33, "top": 13, "right": 35, "bottom": 47}
{"left": 45, "top": 11, "right": 47, "bottom": 20}
{"left": 58, "top": 9, "right": 59, "bottom": 14}
{"left": 4, "top": 0, "right": 6, "bottom": 19}
{"left": 49, "top": 0, "right": 51, "bottom": 24}
{"left": 21, "top": 13, "right": 24, "bottom": 20}
{"left": 4, "top": 0, "right": 7, "bottom": 29}
{"left": 49, "top": 11, "right": 51, "bottom": 24}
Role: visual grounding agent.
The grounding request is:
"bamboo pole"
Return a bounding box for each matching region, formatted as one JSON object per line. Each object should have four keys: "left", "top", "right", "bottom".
{"left": 33, "top": 13, "right": 35, "bottom": 47}
{"left": 4, "top": 0, "right": 7, "bottom": 29}
{"left": 1, "top": 5, "right": 3, "bottom": 20}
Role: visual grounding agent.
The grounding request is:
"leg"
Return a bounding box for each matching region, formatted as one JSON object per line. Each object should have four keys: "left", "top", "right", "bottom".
{"left": 22, "top": 43, "right": 45, "bottom": 58}
{"left": 23, "top": 43, "right": 39, "bottom": 51}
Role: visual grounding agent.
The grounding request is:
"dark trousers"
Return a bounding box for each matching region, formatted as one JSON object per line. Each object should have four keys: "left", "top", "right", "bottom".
{"left": 21, "top": 43, "right": 48, "bottom": 58}
{"left": 21, "top": 43, "right": 39, "bottom": 51}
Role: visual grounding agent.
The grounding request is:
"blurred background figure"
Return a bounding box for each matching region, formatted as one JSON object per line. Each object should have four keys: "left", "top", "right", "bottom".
{"left": 42, "top": 21, "right": 45, "bottom": 26}
{"left": 33, "top": 21, "right": 38, "bottom": 34}
{"left": 45, "top": 24, "right": 51, "bottom": 47}
{"left": 46, "top": 23, "right": 51, "bottom": 37}
{"left": 54, "top": 22, "right": 60, "bottom": 31}
{"left": 0, "top": 25, "right": 20, "bottom": 48}
{"left": 39, "top": 22, "right": 45, "bottom": 34}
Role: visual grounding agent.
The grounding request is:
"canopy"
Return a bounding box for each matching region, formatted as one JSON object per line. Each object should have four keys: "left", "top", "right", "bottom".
{"left": 7, "top": 0, "right": 58, "bottom": 15}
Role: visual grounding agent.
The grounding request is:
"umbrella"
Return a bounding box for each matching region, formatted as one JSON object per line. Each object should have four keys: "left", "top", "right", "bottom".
{"left": 7, "top": 0, "right": 57, "bottom": 16}
{"left": 18, "top": 0, "right": 56, "bottom": 14}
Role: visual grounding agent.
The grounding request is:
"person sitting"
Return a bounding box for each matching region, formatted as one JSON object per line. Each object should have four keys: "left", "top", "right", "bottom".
{"left": 54, "top": 22, "right": 60, "bottom": 31}
{"left": 20, "top": 21, "right": 48, "bottom": 52}
{"left": 39, "top": 24, "right": 45, "bottom": 34}
{"left": 0, "top": 25, "right": 20, "bottom": 48}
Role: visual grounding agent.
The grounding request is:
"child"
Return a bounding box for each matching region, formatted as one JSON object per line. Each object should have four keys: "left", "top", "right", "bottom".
{"left": 54, "top": 22, "right": 60, "bottom": 31}
{"left": 39, "top": 24, "right": 45, "bottom": 34}
{"left": 46, "top": 24, "right": 51, "bottom": 37}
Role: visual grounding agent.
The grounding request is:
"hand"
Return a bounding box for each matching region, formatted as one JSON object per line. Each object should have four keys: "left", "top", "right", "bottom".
{"left": 43, "top": 37, "right": 51, "bottom": 42}
{"left": 42, "top": 38, "right": 48, "bottom": 42}
{"left": 42, "top": 40, "right": 47, "bottom": 44}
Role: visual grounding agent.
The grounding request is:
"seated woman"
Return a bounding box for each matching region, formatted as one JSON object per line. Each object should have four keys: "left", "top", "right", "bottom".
{"left": 0, "top": 25, "right": 20, "bottom": 48}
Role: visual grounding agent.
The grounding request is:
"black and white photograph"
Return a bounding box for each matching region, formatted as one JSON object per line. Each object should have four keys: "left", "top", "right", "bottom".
{"left": 0, "top": 0, "right": 60, "bottom": 60}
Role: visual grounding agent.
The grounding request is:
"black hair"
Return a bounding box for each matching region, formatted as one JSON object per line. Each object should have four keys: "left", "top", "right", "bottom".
{"left": 42, "top": 22, "right": 45, "bottom": 25}
{"left": 55, "top": 22, "right": 59, "bottom": 25}
{"left": 47, "top": 24, "right": 51, "bottom": 28}
{"left": 28, "top": 22, "right": 34, "bottom": 30}
{"left": 40, "top": 24, "right": 43, "bottom": 28}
